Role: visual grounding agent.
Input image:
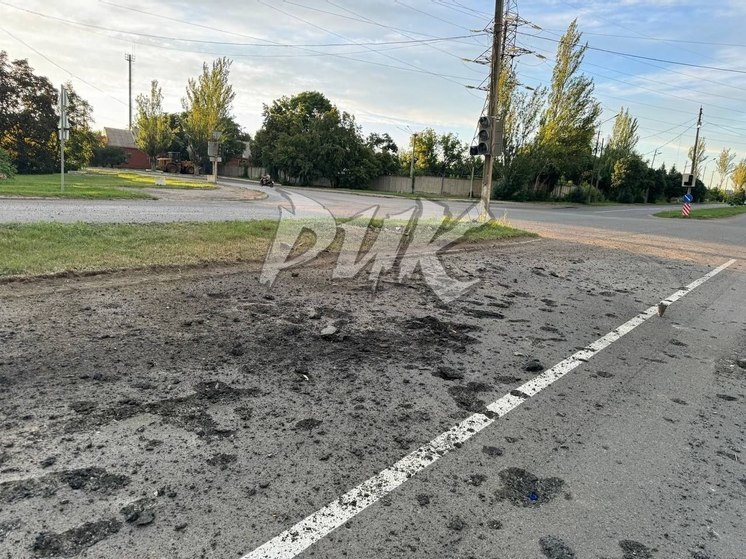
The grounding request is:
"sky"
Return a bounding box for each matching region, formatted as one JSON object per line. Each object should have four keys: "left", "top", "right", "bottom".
{"left": 1, "top": 0, "right": 745, "bottom": 187}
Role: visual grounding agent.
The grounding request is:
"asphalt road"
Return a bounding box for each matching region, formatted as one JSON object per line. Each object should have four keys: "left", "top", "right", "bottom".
{"left": 1, "top": 177, "right": 744, "bottom": 253}
{"left": 0, "top": 181, "right": 744, "bottom": 559}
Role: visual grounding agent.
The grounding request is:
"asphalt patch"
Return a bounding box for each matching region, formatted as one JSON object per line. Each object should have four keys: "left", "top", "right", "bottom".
{"left": 448, "top": 382, "right": 494, "bottom": 414}
{"left": 33, "top": 519, "right": 122, "bottom": 557}
{"left": 482, "top": 446, "right": 504, "bottom": 457}
{"left": 619, "top": 539, "right": 656, "bottom": 558}
{"left": 495, "top": 467, "right": 565, "bottom": 507}
{"left": 65, "top": 381, "right": 259, "bottom": 438}
{"left": 539, "top": 535, "right": 577, "bottom": 559}
{"left": 0, "top": 467, "right": 129, "bottom": 505}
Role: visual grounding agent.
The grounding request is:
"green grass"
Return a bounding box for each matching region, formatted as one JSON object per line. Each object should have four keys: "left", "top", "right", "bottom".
{"left": 0, "top": 221, "right": 278, "bottom": 277}
{"left": 653, "top": 206, "right": 746, "bottom": 219}
{"left": 0, "top": 171, "right": 212, "bottom": 199}
{"left": 0, "top": 218, "right": 531, "bottom": 278}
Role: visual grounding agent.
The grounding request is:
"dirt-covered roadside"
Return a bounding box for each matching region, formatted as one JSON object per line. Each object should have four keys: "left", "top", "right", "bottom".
{"left": 0, "top": 238, "right": 742, "bottom": 559}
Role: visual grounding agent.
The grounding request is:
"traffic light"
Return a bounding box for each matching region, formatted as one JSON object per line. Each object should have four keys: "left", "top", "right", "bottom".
{"left": 477, "top": 116, "right": 492, "bottom": 155}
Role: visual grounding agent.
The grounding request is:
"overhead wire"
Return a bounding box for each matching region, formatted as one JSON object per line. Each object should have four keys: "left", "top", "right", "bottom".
{"left": 0, "top": 25, "right": 128, "bottom": 108}
{"left": 255, "top": 0, "right": 484, "bottom": 95}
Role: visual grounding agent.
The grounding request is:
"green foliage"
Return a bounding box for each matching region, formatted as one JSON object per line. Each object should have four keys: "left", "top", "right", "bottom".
{"left": 135, "top": 80, "right": 174, "bottom": 169}
{"left": 0, "top": 51, "right": 57, "bottom": 173}
{"left": 0, "top": 147, "right": 17, "bottom": 179}
{"left": 535, "top": 19, "right": 601, "bottom": 190}
{"left": 253, "top": 91, "right": 379, "bottom": 187}
{"left": 715, "top": 148, "right": 736, "bottom": 189}
{"left": 63, "top": 82, "right": 102, "bottom": 170}
{"left": 399, "top": 128, "right": 470, "bottom": 177}
{"left": 367, "top": 133, "right": 400, "bottom": 176}
{"left": 731, "top": 158, "right": 746, "bottom": 191}
{"left": 0, "top": 53, "right": 98, "bottom": 173}
{"left": 565, "top": 181, "right": 605, "bottom": 204}
{"left": 91, "top": 145, "right": 129, "bottom": 168}
{"left": 181, "top": 57, "right": 236, "bottom": 168}
{"left": 607, "top": 108, "right": 639, "bottom": 156}
{"left": 687, "top": 136, "right": 707, "bottom": 177}
{"left": 727, "top": 187, "right": 745, "bottom": 206}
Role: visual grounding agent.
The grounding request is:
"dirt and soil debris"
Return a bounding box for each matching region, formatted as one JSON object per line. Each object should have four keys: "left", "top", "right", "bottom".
{"left": 0, "top": 238, "right": 739, "bottom": 558}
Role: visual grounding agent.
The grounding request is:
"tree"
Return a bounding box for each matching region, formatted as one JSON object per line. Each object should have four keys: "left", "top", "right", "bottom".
{"left": 608, "top": 108, "right": 638, "bottom": 156}
{"left": 366, "top": 133, "right": 400, "bottom": 176}
{"left": 400, "top": 128, "right": 469, "bottom": 177}
{"left": 253, "top": 91, "right": 378, "bottom": 187}
{"left": 687, "top": 136, "right": 707, "bottom": 177}
{"left": 609, "top": 154, "right": 647, "bottom": 202}
{"left": 715, "top": 148, "right": 736, "bottom": 189}
{"left": 135, "top": 80, "right": 174, "bottom": 169}
{"left": 732, "top": 158, "right": 746, "bottom": 191}
{"left": 535, "top": 19, "right": 601, "bottom": 189}
{"left": 64, "top": 82, "right": 101, "bottom": 170}
{"left": 0, "top": 147, "right": 16, "bottom": 179}
{"left": 494, "top": 63, "right": 546, "bottom": 197}
{"left": 0, "top": 51, "right": 57, "bottom": 173}
{"left": 182, "top": 57, "right": 236, "bottom": 169}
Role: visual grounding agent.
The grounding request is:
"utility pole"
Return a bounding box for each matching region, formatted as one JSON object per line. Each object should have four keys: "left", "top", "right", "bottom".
{"left": 687, "top": 106, "right": 703, "bottom": 196}
{"left": 650, "top": 148, "right": 661, "bottom": 169}
{"left": 409, "top": 132, "right": 417, "bottom": 194}
{"left": 125, "top": 53, "right": 135, "bottom": 129}
{"left": 594, "top": 138, "right": 605, "bottom": 190}
{"left": 478, "top": 0, "right": 505, "bottom": 221}
{"left": 710, "top": 167, "right": 716, "bottom": 189}
{"left": 590, "top": 130, "right": 601, "bottom": 203}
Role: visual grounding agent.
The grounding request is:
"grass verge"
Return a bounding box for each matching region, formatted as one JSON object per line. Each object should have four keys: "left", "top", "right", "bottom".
{"left": 653, "top": 206, "right": 746, "bottom": 219}
{"left": 0, "top": 171, "right": 212, "bottom": 199}
{"left": 0, "top": 219, "right": 532, "bottom": 279}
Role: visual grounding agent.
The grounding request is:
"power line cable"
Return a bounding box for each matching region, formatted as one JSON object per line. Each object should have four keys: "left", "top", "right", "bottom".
{"left": 526, "top": 27, "right": 746, "bottom": 95}
{"left": 0, "top": 25, "right": 128, "bottom": 107}
{"left": 538, "top": 28, "right": 746, "bottom": 49}
{"left": 322, "top": 0, "right": 487, "bottom": 74}
{"left": 255, "top": 0, "right": 483, "bottom": 95}
{"left": 519, "top": 32, "right": 746, "bottom": 75}
{"left": 1, "top": 1, "right": 486, "bottom": 49}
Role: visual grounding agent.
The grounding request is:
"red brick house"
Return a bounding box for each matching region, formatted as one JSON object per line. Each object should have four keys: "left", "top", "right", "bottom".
{"left": 104, "top": 127, "right": 150, "bottom": 169}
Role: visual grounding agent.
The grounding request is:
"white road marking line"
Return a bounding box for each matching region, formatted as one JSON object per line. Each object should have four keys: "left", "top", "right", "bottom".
{"left": 240, "top": 258, "right": 736, "bottom": 559}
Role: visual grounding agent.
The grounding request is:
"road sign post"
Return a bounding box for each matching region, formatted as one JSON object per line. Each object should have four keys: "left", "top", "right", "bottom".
{"left": 58, "top": 85, "right": 70, "bottom": 193}
{"left": 682, "top": 193, "right": 693, "bottom": 217}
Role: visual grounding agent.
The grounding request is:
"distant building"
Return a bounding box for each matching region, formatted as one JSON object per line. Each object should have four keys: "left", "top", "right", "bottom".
{"left": 103, "top": 127, "right": 150, "bottom": 169}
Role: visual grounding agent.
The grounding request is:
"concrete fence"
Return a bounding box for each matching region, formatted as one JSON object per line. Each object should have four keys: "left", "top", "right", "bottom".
{"left": 369, "top": 175, "right": 484, "bottom": 197}
{"left": 219, "top": 163, "right": 489, "bottom": 198}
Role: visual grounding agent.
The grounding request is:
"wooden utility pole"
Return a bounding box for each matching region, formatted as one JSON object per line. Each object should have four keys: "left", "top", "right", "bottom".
{"left": 125, "top": 53, "right": 135, "bottom": 130}
{"left": 409, "top": 132, "right": 417, "bottom": 193}
{"left": 478, "top": 0, "right": 505, "bottom": 221}
{"left": 687, "top": 106, "right": 703, "bottom": 196}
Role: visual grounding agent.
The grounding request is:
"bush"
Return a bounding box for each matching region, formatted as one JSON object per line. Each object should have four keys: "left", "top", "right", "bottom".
{"left": 565, "top": 182, "right": 605, "bottom": 204}
{"left": 91, "top": 145, "right": 129, "bottom": 168}
{"left": 727, "top": 189, "right": 746, "bottom": 206}
{"left": 0, "top": 148, "right": 17, "bottom": 180}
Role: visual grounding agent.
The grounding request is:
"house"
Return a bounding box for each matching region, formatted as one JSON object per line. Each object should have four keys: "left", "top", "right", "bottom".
{"left": 103, "top": 127, "right": 150, "bottom": 169}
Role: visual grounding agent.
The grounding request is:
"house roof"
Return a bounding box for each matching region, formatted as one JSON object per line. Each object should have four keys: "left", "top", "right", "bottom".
{"left": 104, "top": 127, "right": 137, "bottom": 149}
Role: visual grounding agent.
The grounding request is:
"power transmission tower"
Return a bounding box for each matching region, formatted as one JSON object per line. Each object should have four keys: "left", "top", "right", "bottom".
{"left": 478, "top": 0, "right": 506, "bottom": 222}
{"left": 125, "top": 53, "right": 135, "bottom": 130}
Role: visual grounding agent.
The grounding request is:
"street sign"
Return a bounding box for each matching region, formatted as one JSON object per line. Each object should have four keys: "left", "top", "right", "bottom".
{"left": 683, "top": 193, "right": 693, "bottom": 203}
